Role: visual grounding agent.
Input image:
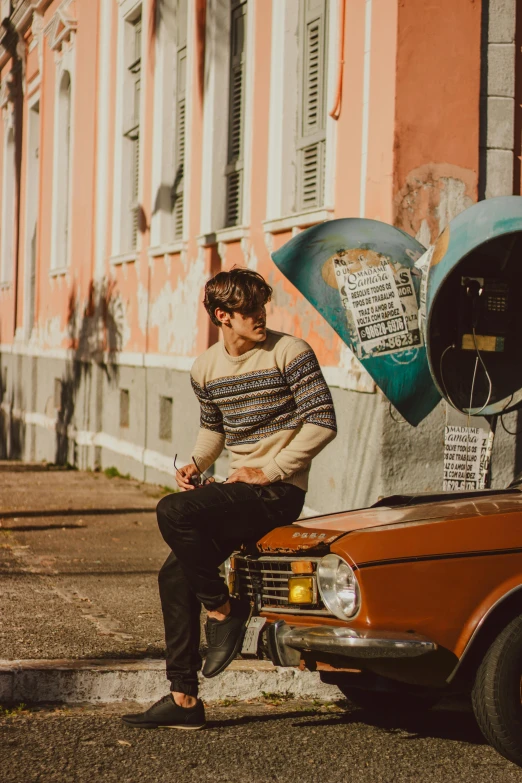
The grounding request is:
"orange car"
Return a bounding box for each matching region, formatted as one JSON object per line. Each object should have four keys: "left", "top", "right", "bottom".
{"left": 228, "top": 486, "right": 522, "bottom": 768}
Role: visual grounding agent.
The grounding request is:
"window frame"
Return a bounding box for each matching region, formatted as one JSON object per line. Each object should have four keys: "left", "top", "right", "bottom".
{"left": 23, "top": 92, "right": 41, "bottom": 338}
{"left": 150, "top": 0, "right": 189, "bottom": 248}
{"left": 0, "top": 117, "right": 16, "bottom": 285}
{"left": 265, "top": 0, "right": 338, "bottom": 225}
{"left": 50, "top": 43, "right": 76, "bottom": 275}
{"left": 111, "top": 0, "right": 143, "bottom": 261}
{"left": 224, "top": 0, "right": 247, "bottom": 228}
{"left": 122, "top": 14, "right": 142, "bottom": 252}
{"left": 295, "top": 0, "right": 329, "bottom": 213}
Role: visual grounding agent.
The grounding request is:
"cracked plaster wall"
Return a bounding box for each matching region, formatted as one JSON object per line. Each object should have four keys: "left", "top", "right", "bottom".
{"left": 383, "top": 0, "right": 519, "bottom": 497}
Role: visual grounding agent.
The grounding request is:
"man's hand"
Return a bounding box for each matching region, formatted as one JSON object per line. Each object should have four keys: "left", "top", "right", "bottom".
{"left": 175, "top": 463, "right": 200, "bottom": 491}
{"left": 226, "top": 467, "right": 270, "bottom": 485}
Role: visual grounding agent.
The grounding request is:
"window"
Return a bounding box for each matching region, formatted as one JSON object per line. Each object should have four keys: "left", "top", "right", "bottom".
{"left": 123, "top": 15, "right": 142, "bottom": 251}
{"left": 48, "top": 8, "right": 77, "bottom": 273}
{"left": 24, "top": 98, "right": 40, "bottom": 337}
{"left": 112, "top": 2, "right": 144, "bottom": 257}
{"left": 172, "top": 0, "right": 187, "bottom": 238}
{"left": 55, "top": 71, "right": 72, "bottom": 268}
{"left": 265, "top": 0, "right": 333, "bottom": 223}
{"left": 159, "top": 396, "right": 173, "bottom": 441}
{"left": 296, "top": 0, "right": 328, "bottom": 211}
{"left": 120, "top": 389, "right": 130, "bottom": 428}
{"left": 54, "top": 378, "right": 63, "bottom": 410}
{"left": 225, "top": 0, "right": 247, "bottom": 227}
{"left": 1, "top": 124, "right": 15, "bottom": 283}
{"left": 200, "top": 0, "right": 252, "bottom": 234}
{"left": 50, "top": 66, "right": 74, "bottom": 271}
{"left": 151, "top": 0, "right": 188, "bottom": 244}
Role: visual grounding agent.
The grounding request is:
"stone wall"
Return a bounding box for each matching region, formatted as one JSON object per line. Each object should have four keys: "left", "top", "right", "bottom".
{"left": 480, "top": 0, "right": 517, "bottom": 198}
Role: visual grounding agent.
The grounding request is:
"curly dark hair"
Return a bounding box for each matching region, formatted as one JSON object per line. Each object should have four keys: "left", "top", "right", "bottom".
{"left": 203, "top": 268, "right": 273, "bottom": 327}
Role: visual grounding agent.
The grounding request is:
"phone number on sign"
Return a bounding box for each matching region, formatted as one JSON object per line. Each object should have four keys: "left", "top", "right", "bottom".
{"left": 367, "top": 331, "right": 421, "bottom": 354}
{"left": 359, "top": 317, "right": 406, "bottom": 342}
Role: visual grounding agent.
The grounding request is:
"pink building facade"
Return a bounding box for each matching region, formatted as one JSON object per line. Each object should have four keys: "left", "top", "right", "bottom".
{"left": 0, "top": 0, "right": 520, "bottom": 513}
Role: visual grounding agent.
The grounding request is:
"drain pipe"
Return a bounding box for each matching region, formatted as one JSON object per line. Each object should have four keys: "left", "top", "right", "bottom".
{"left": 329, "top": 0, "right": 346, "bottom": 121}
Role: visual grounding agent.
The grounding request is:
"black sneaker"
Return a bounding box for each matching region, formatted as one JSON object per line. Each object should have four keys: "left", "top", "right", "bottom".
{"left": 121, "top": 694, "right": 205, "bottom": 730}
{"left": 202, "top": 599, "right": 252, "bottom": 679}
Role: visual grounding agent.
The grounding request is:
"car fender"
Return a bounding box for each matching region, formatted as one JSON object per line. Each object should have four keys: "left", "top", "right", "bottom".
{"left": 448, "top": 578, "right": 522, "bottom": 682}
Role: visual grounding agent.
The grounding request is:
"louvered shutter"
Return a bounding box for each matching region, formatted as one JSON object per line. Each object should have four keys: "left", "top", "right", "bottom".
{"left": 123, "top": 15, "right": 141, "bottom": 251}
{"left": 131, "top": 132, "right": 140, "bottom": 247}
{"left": 296, "top": 0, "right": 327, "bottom": 211}
{"left": 63, "top": 73, "right": 72, "bottom": 265}
{"left": 172, "top": 0, "right": 187, "bottom": 239}
{"left": 173, "top": 85, "right": 185, "bottom": 237}
{"left": 225, "top": 0, "right": 247, "bottom": 227}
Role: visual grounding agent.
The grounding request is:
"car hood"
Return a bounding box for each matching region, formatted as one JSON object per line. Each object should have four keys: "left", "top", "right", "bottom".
{"left": 257, "top": 489, "right": 522, "bottom": 554}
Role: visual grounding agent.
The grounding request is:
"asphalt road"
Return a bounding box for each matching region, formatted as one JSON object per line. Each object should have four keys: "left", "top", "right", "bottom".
{"left": 0, "top": 463, "right": 172, "bottom": 661}
{"left": 2, "top": 698, "right": 521, "bottom": 783}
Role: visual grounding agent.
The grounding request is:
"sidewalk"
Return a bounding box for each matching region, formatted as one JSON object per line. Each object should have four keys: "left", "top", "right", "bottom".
{"left": 0, "top": 462, "right": 337, "bottom": 704}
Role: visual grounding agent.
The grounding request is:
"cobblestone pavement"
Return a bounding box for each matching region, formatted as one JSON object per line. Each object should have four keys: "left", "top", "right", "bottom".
{"left": 1, "top": 699, "right": 521, "bottom": 783}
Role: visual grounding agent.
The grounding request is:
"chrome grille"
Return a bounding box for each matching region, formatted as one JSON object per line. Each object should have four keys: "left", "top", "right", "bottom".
{"left": 232, "top": 555, "right": 331, "bottom": 616}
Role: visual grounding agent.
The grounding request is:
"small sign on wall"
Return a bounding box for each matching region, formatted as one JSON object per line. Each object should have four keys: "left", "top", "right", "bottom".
{"left": 443, "top": 406, "right": 494, "bottom": 491}
{"left": 332, "top": 249, "right": 422, "bottom": 359}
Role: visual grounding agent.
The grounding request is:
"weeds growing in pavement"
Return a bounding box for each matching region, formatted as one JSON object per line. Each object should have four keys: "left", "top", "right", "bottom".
{"left": 103, "top": 466, "right": 131, "bottom": 480}
{"left": 0, "top": 703, "right": 27, "bottom": 717}
{"left": 261, "top": 691, "right": 294, "bottom": 706}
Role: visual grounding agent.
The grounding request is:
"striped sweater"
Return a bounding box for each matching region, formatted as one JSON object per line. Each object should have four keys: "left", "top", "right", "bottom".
{"left": 190, "top": 330, "right": 337, "bottom": 491}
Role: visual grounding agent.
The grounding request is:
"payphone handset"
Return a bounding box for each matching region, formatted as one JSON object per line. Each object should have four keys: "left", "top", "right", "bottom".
{"left": 458, "top": 276, "right": 509, "bottom": 353}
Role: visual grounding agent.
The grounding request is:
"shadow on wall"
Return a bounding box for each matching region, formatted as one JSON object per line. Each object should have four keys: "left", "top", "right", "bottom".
{"left": 55, "top": 278, "right": 124, "bottom": 466}
{"left": 148, "top": 0, "right": 213, "bottom": 217}
{"left": 0, "top": 18, "right": 26, "bottom": 460}
{"left": 0, "top": 327, "right": 26, "bottom": 460}
{"left": 149, "top": 0, "right": 207, "bottom": 99}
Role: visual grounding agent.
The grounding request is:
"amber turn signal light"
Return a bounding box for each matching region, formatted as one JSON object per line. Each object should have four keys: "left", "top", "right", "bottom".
{"left": 288, "top": 576, "right": 316, "bottom": 604}
{"left": 291, "top": 560, "right": 314, "bottom": 574}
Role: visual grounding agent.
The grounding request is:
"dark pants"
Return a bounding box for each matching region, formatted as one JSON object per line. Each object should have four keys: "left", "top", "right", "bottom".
{"left": 156, "top": 481, "right": 305, "bottom": 696}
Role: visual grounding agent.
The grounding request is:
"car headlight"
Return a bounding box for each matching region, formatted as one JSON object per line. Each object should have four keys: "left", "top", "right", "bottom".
{"left": 317, "top": 554, "right": 360, "bottom": 620}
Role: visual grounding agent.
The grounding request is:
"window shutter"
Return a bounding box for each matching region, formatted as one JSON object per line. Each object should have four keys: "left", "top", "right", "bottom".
{"left": 123, "top": 15, "right": 142, "bottom": 251}
{"left": 303, "top": 15, "right": 322, "bottom": 135}
{"left": 63, "top": 74, "right": 72, "bottom": 264}
{"left": 297, "top": 0, "right": 328, "bottom": 211}
{"left": 131, "top": 133, "right": 140, "bottom": 248}
{"left": 173, "top": 86, "right": 185, "bottom": 237}
{"left": 225, "top": 0, "right": 247, "bottom": 227}
{"left": 172, "top": 0, "right": 188, "bottom": 239}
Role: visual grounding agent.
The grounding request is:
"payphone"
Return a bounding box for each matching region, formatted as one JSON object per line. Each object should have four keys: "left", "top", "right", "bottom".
{"left": 424, "top": 197, "right": 522, "bottom": 417}
{"left": 271, "top": 196, "right": 522, "bottom": 424}
{"left": 271, "top": 195, "right": 522, "bottom": 491}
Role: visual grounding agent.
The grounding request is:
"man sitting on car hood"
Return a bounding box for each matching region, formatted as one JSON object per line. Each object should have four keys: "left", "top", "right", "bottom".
{"left": 122, "top": 267, "right": 337, "bottom": 730}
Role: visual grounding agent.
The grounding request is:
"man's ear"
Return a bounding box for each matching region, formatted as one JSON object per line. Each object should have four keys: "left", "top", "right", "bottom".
{"left": 214, "top": 307, "right": 231, "bottom": 327}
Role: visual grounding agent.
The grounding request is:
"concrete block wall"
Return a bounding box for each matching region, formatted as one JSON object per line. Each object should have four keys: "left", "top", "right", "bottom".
{"left": 305, "top": 387, "right": 384, "bottom": 514}
{"left": 481, "top": 0, "right": 517, "bottom": 198}
{"left": 143, "top": 368, "right": 200, "bottom": 487}
{"left": 381, "top": 402, "right": 446, "bottom": 497}
{"left": 0, "top": 349, "right": 520, "bottom": 515}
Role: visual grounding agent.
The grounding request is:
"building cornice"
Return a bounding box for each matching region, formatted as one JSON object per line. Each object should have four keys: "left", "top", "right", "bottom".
{"left": 43, "top": 0, "right": 77, "bottom": 52}
{"left": 0, "top": 1, "right": 51, "bottom": 69}
{"left": 10, "top": 0, "right": 50, "bottom": 32}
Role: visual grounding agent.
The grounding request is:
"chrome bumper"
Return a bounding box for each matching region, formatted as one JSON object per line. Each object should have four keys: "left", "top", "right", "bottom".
{"left": 267, "top": 621, "right": 437, "bottom": 667}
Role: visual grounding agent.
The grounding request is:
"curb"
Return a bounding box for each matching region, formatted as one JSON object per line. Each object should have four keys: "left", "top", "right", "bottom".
{"left": 0, "top": 659, "right": 341, "bottom": 705}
